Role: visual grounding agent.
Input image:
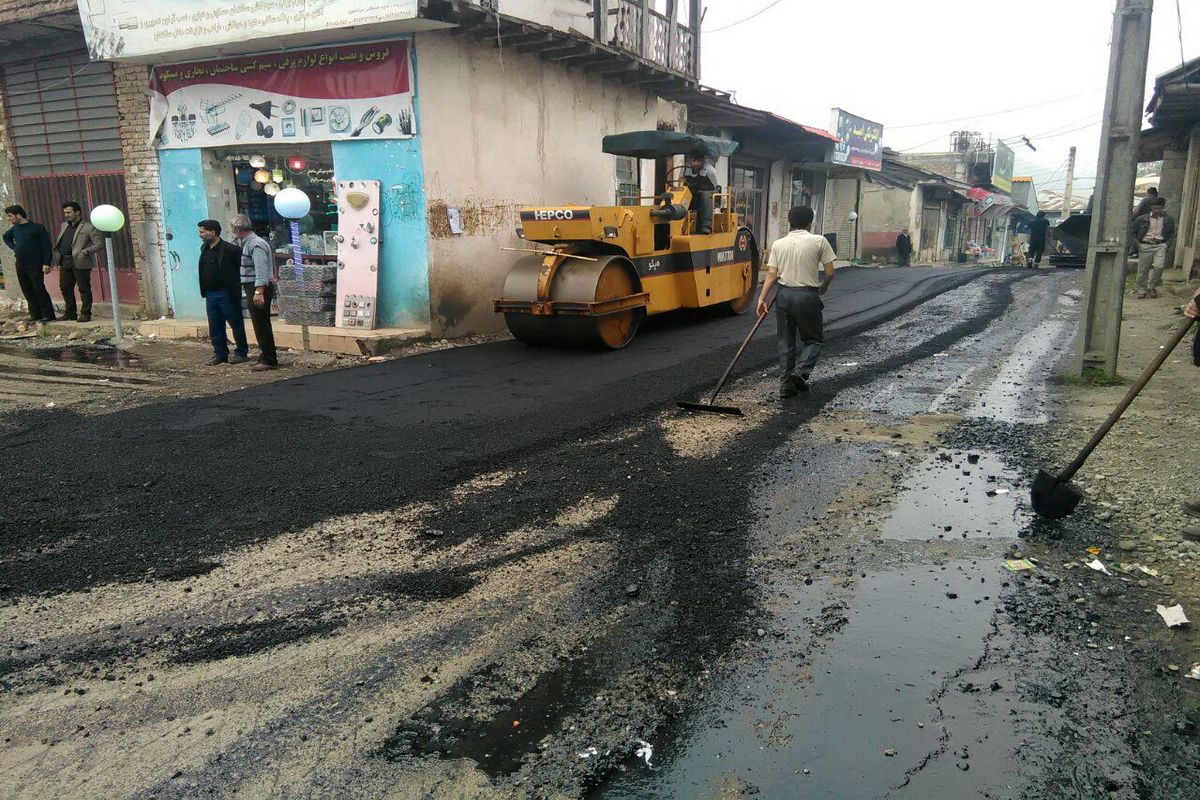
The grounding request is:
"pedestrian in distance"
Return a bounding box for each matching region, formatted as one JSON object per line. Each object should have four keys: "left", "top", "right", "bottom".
{"left": 3, "top": 205, "right": 56, "bottom": 323}
{"left": 1132, "top": 186, "right": 1158, "bottom": 220}
{"left": 230, "top": 214, "right": 279, "bottom": 371}
{"left": 52, "top": 201, "right": 104, "bottom": 322}
{"left": 895, "top": 227, "right": 913, "bottom": 267}
{"left": 756, "top": 205, "right": 836, "bottom": 398}
{"left": 1131, "top": 197, "right": 1175, "bottom": 299}
{"left": 1027, "top": 211, "right": 1050, "bottom": 267}
{"left": 197, "top": 219, "right": 250, "bottom": 366}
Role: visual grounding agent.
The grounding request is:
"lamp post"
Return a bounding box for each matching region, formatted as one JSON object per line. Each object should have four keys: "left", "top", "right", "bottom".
{"left": 848, "top": 210, "right": 859, "bottom": 262}
{"left": 89, "top": 204, "right": 126, "bottom": 341}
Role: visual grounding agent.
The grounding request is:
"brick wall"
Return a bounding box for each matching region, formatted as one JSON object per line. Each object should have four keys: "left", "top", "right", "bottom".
{"left": 113, "top": 63, "right": 168, "bottom": 316}
{"left": 0, "top": 1, "right": 74, "bottom": 24}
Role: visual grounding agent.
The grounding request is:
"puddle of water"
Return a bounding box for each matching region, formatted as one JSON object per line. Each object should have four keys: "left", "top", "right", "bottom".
{"left": 593, "top": 562, "right": 1016, "bottom": 799}
{"left": 879, "top": 450, "right": 1027, "bottom": 541}
{"left": 0, "top": 344, "right": 141, "bottom": 368}
{"left": 968, "top": 319, "right": 1069, "bottom": 424}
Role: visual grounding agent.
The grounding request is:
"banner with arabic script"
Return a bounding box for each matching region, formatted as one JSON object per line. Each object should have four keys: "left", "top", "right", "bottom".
{"left": 149, "top": 42, "right": 415, "bottom": 150}
{"left": 78, "top": 0, "right": 419, "bottom": 61}
{"left": 830, "top": 109, "right": 884, "bottom": 172}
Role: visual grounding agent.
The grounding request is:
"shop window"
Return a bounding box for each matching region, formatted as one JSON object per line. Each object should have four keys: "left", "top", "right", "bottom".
{"left": 210, "top": 144, "right": 337, "bottom": 268}
{"left": 790, "top": 169, "right": 813, "bottom": 210}
{"left": 616, "top": 156, "right": 640, "bottom": 206}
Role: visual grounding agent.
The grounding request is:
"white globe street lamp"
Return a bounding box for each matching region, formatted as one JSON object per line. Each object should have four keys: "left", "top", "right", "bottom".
{"left": 89, "top": 204, "right": 126, "bottom": 341}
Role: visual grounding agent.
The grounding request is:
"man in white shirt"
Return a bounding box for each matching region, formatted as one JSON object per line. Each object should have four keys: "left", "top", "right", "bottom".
{"left": 1131, "top": 198, "right": 1176, "bottom": 299}
{"left": 756, "top": 206, "right": 837, "bottom": 397}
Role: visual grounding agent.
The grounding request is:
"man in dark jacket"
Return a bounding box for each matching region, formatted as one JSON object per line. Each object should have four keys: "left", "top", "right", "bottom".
{"left": 1132, "top": 186, "right": 1158, "bottom": 220}
{"left": 895, "top": 228, "right": 913, "bottom": 266}
{"left": 197, "top": 219, "right": 249, "bottom": 365}
{"left": 1130, "top": 198, "right": 1176, "bottom": 299}
{"left": 1027, "top": 211, "right": 1050, "bottom": 267}
{"left": 3, "top": 204, "right": 56, "bottom": 322}
{"left": 52, "top": 201, "right": 105, "bottom": 322}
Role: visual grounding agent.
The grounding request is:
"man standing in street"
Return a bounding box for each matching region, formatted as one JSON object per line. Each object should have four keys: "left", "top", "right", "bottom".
{"left": 230, "top": 214, "right": 278, "bottom": 371}
{"left": 895, "top": 227, "right": 913, "bottom": 266}
{"left": 1131, "top": 197, "right": 1176, "bottom": 299}
{"left": 1027, "top": 211, "right": 1050, "bottom": 267}
{"left": 197, "top": 219, "right": 249, "bottom": 365}
{"left": 3, "top": 205, "right": 55, "bottom": 323}
{"left": 756, "top": 206, "right": 836, "bottom": 398}
{"left": 52, "top": 201, "right": 104, "bottom": 322}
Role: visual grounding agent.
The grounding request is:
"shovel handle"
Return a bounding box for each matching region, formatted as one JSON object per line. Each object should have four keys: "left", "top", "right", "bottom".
{"left": 1061, "top": 315, "right": 1196, "bottom": 481}
{"left": 708, "top": 295, "right": 776, "bottom": 405}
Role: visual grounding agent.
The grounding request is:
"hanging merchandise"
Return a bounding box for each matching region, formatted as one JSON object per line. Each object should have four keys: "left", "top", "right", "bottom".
{"left": 286, "top": 156, "right": 308, "bottom": 172}
{"left": 264, "top": 182, "right": 281, "bottom": 196}
{"left": 150, "top": 41, "right": 415, "bottom": 149}
{"left": 253, "top": 169, "right": 271, "bottom": 184}
{"left": 272, "top": 168, "right": 285, "bottom": 183}
{"left": 248, "top": 155, "right": 266, "bottom": 168}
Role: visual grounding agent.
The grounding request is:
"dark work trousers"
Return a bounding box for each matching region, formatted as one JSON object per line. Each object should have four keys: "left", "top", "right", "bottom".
{"left": 205, "top": 288, "right": 248, "bottom": 361}
{"left": 898, "top": 251, "right": 912, "bottom": 266}
{"left": 1029, "top": 241, "right": 1046, "bottom": 266}
{"left": 243, "top": 283, "right": 278, "bottom": 365}
{"left": 16, "top": 261, "right": 55, "bottom": 320}
{"left": 689, "top": 191, "right": 713, "bottom": 234}
{"left": 59, "top": 267, "right": 94, "bottom": 319}
{"left": 776, "top": 285, "right": 824, "bottom": 384}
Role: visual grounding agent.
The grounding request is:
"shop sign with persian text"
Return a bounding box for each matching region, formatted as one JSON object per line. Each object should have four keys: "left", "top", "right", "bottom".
{"left": 149, "top": 42, "right": 415, "bottom": 149}
{"left": 77, "top": 0, "right": 419, "bottom": 61}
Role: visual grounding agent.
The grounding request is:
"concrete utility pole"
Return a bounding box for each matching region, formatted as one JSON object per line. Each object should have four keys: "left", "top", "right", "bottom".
{"left": 1062, "top": 145, "right": 1077, "bottom": 222}
{"left": 1074, "top": 0, "right": 1154, "bottom": 378}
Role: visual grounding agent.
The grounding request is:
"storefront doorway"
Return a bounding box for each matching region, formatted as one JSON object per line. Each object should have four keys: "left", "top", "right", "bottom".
{"left": 731, "top": 163, "right": 767, "bottom": 240}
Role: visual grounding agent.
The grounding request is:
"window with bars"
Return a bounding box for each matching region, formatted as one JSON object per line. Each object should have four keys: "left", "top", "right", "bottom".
{"left": 616, "top": 155, "right": 640, "bottom": 206}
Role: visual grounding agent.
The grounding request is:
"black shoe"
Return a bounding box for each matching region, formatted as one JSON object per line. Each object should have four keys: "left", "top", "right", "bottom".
{"left": 780, "top": 383, "right": 799, "bottom": 399}
{"left": 78, "top": 315, "right": 91, "bottom": 323}
{"left": 40, "top": 317, "right": 56, "bottom": 323}
{"left": 795, "top": 374, "right": 811, "bottom": 392}
{"left": 206, "top": 356, "right": 228, "bottom": 366}
{"left": 251, "top": 362, "right": 278, "bottom": 372}
{"left": 24, "top": 317, "right": 39, "bottom": 323}
{"left": 228, "top": 353, "right": 249, "bottom": 364}
{"left": 60, "top": 315, "right": 77, "bottom": 322}
{"left": 1182, "top": 500, "right": 1200, "bottom": 518}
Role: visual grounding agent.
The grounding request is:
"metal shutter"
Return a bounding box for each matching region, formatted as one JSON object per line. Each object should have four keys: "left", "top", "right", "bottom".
{"left": 3, "top": 52, "right": 123, "bottom": 177}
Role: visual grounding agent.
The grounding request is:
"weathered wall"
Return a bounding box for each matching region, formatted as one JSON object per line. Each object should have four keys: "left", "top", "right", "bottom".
{"left": 898, "top": 152, "right": 965, "bottom": 183}
{"left": 859, "top": 181, "right": 912, "bottom": 264}
{"left": 0, "top": 79, "right": 18, "bottom": 303}
{"left": 114, "top": 63, "right": 170, "bottom": 317}
{"left": 415, "top": 30, "right": 686, "bottom": 336}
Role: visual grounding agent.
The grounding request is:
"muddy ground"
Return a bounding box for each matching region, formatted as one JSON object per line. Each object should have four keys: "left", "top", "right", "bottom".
{"left": 1, "top": 267, "right": 1198, "bottom": 799}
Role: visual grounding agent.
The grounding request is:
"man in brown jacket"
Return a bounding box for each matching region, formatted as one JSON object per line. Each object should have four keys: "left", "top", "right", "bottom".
{"left": 52, "top": 201, "right": 104, "bottom": 321}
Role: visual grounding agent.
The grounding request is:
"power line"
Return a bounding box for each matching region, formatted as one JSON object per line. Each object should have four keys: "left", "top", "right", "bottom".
{"left": 887, "top": 88, "right": 1103, "bottom": 130}
{"left": 705, "top": 0, "right": 786, "bottom": 33}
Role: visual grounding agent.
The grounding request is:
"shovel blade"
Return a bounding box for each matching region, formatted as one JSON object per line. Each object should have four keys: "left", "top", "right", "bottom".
{"left": 676, "top": 400, "right": 744, "bottom": 417}
{"left": 1031, "top": 468, "right": 1083, "bottom": 519}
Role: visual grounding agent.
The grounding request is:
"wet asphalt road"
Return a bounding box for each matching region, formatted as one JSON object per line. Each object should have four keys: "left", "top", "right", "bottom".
{"left": 4, "top": 266, "right": 1197, "bottom": 799}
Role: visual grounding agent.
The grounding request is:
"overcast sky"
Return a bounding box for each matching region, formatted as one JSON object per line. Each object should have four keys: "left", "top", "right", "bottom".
{"left": 700, "top": 0, "right": 1196, "bottom": 195}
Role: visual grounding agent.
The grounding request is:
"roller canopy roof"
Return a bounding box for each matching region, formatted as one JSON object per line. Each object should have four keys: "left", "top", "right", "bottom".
{"left": 601, "top": 131, "right": 740, "bottom": 160}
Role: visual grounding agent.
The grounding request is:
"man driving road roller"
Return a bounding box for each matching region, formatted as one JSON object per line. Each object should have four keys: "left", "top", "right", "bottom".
{"left": 683, "top": 149, "right": 719, "bottom": 235}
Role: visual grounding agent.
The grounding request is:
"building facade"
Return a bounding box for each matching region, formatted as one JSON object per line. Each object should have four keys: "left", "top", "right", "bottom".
{"left": 1141, "top": 56, "right": 1200, "bottom": 280}
{"left": 1, "top": 0, "right": 704, "bottom": 338}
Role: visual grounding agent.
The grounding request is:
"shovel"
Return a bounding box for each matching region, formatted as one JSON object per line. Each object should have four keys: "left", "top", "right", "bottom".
{"left": 1032, "top": 315, "right": 1196, "bottom": 519}
{"left": 677, "top": 297, "right": 775, "bottom": 417}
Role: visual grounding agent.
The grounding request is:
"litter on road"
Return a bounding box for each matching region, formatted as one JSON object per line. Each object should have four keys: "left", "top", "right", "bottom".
{"left": 1156, "top": 604, "right": 1191, "bottom": 628}
{"left": 635, "top": 739, "right": 654, "bottom": 767}
{"left": 1186, "top": 664, "right": 1200, "bottom": 681}
{"left": 1004, "top": 559, "right": 1036, "bottom": 572}
{"left": 1087, "top": 559, "right": 1112, "bottom": 576}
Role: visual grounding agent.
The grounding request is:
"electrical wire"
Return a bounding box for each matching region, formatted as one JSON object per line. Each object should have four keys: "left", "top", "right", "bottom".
{"left": 705, "top": 0, "right": 786, "bottom": 33}
{"left": 4, "top": 61, "right": 99, "bottom": 97}
{"left": 888, "top": 88, "right": 1103, "bottom": 130}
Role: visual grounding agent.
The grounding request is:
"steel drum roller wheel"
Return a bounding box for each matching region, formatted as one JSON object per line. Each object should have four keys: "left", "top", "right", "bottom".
{"left": 726, "top": 229, "right": 759, "bottom": 315}
{"left": 503, "top": 254, "right": 643, "bottom": 349}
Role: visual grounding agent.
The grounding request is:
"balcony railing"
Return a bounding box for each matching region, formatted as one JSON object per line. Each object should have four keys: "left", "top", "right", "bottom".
{"left": 598, "top": 0, "right": 700, "bottom": 79}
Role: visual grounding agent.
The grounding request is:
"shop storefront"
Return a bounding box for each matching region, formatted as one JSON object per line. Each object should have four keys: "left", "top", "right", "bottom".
{"left": 152, "top": 40, "right": 430, "bottom": 331}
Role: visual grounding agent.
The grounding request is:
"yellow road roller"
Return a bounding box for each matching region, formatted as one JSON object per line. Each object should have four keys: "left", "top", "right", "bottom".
{"left": 493, "top": 131, "right": 759, "bottom": 349}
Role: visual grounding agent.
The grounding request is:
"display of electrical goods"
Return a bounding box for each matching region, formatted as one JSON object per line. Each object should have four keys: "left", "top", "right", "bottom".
{"left": 248, "top": 155, "right": 266, "bottom": 168}
{"left": 272, "top": 168, "right": 284, "bottom": 182}
{"left": 334, "top": 179, "right": 381, "bottom": 329}
{"left": 253, "top": 169, "right": 271, "bottom": 184}
{"left": 287, "top": 156, "right": 308, "bottom": 172}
